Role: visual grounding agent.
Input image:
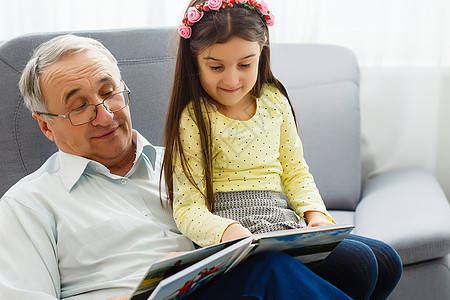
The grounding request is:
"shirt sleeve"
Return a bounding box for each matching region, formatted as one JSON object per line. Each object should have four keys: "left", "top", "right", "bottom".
{"left": 275, "top": 88, "right": 335, "bottom": 223}
{"left": 0, "top": 196, "right": 60, "bottom": 299}
{"left": 173, "top": 107, "right": 237, "bottom": 247}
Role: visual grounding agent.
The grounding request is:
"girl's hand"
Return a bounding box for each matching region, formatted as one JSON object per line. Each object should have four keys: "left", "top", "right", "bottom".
{"left": 305, "top": 211, "right": 334, "bottom": 227}
{"left": 108, "top": 296, "right": 129, "bottom": 300}
{"left": 220, "top": 223, "right": 252, "bottom": 242}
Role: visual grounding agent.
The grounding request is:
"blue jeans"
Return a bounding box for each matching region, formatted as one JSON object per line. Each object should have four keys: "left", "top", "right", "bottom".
{"left": 189, "top": 251, "right": 352, "bottom": 300}
{"left": 314, "top": 234, "right": 403, "bottom": 300}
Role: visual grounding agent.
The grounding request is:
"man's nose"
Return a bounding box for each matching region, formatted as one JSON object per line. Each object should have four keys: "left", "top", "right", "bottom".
{"left": 91, "top": 102, "right": 114, "bottom": 126}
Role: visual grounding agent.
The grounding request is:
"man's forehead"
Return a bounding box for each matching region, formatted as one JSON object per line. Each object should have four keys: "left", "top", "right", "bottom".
{"left": 40, "top": 62, "right": 120, "bottom": 109}
{"left": 40, "top": 51, "right": 118, "bottom": 89}
{"left": 62, "top": 76, "right": 116, "bottom": 103}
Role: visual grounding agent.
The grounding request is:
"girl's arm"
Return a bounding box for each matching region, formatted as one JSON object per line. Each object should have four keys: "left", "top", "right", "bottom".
{"left": 173, "top": 107, "right": 239, "bottom": 247}
{"left": 274, "top": 88, "right": 335, "bottom": 224}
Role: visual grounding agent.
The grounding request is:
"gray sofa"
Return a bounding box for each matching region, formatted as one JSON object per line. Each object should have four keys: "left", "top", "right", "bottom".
{"left": 0, "top": 28, "right": 449, "bottom": 299}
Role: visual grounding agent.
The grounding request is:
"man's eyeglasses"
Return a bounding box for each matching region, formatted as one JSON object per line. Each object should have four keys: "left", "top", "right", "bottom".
{"left": 36, "top": 81, "right": 131, "bottom": 126}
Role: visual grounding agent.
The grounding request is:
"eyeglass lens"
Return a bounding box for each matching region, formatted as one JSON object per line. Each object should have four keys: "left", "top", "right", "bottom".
{"left": 68, "top": 91, "right": 129, "bottom": 125}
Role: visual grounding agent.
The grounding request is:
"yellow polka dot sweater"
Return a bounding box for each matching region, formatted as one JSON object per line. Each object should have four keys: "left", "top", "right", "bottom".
{"left": 173, "top": 84, "right": 334, "bottom": 247}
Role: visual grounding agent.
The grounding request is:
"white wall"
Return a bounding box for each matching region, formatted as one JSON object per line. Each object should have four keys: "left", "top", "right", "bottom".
{"left": 360, "top": 67, "right": 441, "bottom": 181}
{"left": 434, "top": 69, "right": 450, "bottom": 199}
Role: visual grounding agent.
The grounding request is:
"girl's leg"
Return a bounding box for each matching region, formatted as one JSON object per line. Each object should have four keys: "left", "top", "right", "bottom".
{"left": 189, "top": 251, "right": 352, "bottom": 300}
{"left": 313, "top": 235, "right": 379, "bottom": 300}
{"left": 345, "top": 234, "right": 403, "bottom": 300}
{"left": 313, "top": 234, "right": 402, "bottom": 300}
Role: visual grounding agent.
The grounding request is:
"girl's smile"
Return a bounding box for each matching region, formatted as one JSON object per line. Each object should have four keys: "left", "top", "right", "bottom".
{"left": 197, "top": 37, "right": 261, "bottom": 120}
{"left": 220, "top": 87, "right": 241, "bottom": 93}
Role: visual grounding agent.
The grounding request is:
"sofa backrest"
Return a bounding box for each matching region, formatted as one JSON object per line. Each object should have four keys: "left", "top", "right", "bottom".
{"left": 0, "top": 28, "right": 361, "bottom": 210}
{"left": 271, "top": 44, "right": 361, "bottom": 210}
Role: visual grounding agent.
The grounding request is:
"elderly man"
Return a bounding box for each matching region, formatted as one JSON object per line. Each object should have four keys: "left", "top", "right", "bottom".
{"left": 0, "top": 34, "right": 352, "bottom": 300}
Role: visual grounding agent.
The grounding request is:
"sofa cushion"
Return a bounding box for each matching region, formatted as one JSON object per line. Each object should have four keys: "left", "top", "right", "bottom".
{"left": 356, "top": 167, "right": 450, "bottom": 265}
{"left": 330, "top": 210, "right": 355, "bottom": 225}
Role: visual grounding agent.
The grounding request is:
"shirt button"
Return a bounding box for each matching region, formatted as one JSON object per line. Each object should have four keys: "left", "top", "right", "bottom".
{"left": 141, "top": 210, "right": 148, "bottom": 216}
{"left": 121, "top": 179, "right": 127, "bottom": 185}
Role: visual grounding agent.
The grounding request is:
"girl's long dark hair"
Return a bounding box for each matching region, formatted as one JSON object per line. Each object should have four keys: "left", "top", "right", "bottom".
{"left": 162, "top": 0, "right": 296, "bottom": 211}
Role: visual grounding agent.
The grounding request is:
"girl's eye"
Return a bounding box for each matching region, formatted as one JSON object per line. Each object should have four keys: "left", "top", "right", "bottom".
{"left": 210, "top": 65, "right": 223, "bottom": 71}
{"left": 239, "top": 63, "right": 251, "bottom": 68}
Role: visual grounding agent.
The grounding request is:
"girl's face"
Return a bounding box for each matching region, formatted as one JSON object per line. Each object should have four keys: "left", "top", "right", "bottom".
{"left": 197, "top": 37, "right": 261, "bottom": 116}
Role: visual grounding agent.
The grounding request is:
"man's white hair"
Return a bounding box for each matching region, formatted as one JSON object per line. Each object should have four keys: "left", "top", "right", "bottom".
{"left": 19, "top": 34, "right": 120, "bottom": 114}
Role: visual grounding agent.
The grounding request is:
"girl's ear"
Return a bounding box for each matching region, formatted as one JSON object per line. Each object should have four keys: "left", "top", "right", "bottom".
{"left": 32, "top": 112, "right": 55, "bottom": 141}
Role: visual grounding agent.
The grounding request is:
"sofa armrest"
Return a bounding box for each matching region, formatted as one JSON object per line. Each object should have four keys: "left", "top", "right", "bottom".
{"left": 355, "top": 167, "right": 450, "bottom": 265}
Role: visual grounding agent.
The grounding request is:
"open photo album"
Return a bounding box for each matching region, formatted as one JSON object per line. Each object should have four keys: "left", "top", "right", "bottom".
{"left": 128, "top": 224, "right": 354, "bottom": 300}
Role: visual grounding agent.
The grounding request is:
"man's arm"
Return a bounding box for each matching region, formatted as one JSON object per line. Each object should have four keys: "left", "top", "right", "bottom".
{"left": 0, "top": 197, "right": 60, "bottom": 299}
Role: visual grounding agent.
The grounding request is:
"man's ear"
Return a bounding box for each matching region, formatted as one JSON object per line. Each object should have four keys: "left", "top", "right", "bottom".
{"left": 32, "top": 112, "right": 55, "bottom": 141}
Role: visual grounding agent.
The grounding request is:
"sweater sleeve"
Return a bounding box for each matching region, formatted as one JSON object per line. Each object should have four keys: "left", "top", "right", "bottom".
{"left": 173, "top": 106, "right": 237, "bottom": 247}
{"left": 274, "top": 88, "right": 335, "bottom": 223}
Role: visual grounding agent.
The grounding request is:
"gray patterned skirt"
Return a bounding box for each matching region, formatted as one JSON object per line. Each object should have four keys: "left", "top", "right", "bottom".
{"left": 213, "top": 190, "right": 307, "bottom": 234}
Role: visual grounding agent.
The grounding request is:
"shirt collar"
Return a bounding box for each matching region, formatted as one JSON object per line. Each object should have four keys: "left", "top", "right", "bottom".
{"left": 134, "top": 130, "right": 157, "bottom": 170}
{"left": 59, "top": 130, "right": 157, "bottom": 191}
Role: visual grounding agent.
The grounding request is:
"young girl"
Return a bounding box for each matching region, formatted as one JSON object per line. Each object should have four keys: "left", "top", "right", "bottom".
{"left": 163, "top": 1, "right": 402, "bottom": 299}
{"left": 163, "top": 0, "right": 334, "bottom": 248}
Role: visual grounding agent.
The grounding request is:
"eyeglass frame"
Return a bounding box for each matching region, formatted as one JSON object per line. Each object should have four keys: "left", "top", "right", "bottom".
{"left": 35, "top": 80, "right": 131, "bottom": 126}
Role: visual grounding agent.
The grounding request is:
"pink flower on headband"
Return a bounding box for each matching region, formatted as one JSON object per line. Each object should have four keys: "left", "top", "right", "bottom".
{"left": 207, "top": 0, "right": 223, "bottom": 11}
{"left": 178, "top": 0, "right": 275, "bottom": 39}
{"left": 258, "top": 1, "right": 269, "bottom": 15}
{"left": 187, "top": 7, "right": 204, "bottom": 23}
{"left": 265, "top": 11, "right": 275, "bottom": 26}
{"left": 178, "top": 24, "right": 192, "bottom": 39}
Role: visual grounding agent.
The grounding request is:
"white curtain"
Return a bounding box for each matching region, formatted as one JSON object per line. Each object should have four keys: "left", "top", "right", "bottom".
{"left": 2, "top": 0, "right": 450, "bottom": 198}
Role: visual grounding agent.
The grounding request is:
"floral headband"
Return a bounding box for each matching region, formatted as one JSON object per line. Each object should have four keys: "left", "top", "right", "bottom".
{"left": 178, "top": 0, "right": 274, "bottom": 39}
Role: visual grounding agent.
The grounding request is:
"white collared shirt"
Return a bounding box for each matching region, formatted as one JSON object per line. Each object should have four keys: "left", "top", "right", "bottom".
{"left": 0, "top": 131, "right": 194, "bottom": 299}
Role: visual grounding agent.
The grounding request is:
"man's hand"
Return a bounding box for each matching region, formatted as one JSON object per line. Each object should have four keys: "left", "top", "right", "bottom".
{"left": 161, "top": 251, "right": 189, "bottom": 261}
{"left": 220, "top": 223, "right": 252, "bottom": 242}
{"left": 305, "top": 211, "right": 334, "bottom": 227}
